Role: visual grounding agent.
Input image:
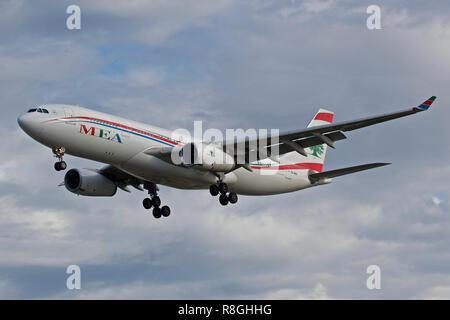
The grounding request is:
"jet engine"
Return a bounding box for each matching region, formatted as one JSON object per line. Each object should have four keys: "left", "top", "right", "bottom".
{"left": 64, "top": 168, "right": 117, "bottom": 196}
{"left": 177, "top": 142, "right": 235, "bottom": 172}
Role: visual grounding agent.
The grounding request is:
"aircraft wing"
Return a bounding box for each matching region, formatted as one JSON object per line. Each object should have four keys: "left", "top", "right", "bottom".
{"left": 97, "top": 165, "right": 145, "bottom": 192}
{"left": 223, "top": 96, "right": 436, "bottom": 162}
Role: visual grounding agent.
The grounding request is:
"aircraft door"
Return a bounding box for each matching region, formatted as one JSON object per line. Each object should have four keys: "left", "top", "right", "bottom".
{"left": 64, "top": 107, "right": 75, "bottom": 125}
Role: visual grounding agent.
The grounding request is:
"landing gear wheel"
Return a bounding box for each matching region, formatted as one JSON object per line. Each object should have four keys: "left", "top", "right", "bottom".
{"left": 228, "top": 192, "right": 238, "bottom": 204}
{"left": 52, "top": 147, "right": 66, "bottom": 171}
{"left": 152, "top": 196, "right": 161, "bottom": 208}
{"left": 54, "top": 161, "right": 67, "bottom": 171}
{"left": 144, "top": 182, "right": 157, "bottom": 195}
{"left": 219, "top": 193, "right": 229, "bottom": 206}
{"left": 142, "top": 182, "right": 171, "bottom": 217}
{"left": 161, "top": 205, "right": 171, "bottom": 217}
{"left": 59, "top": 161, "right": 67, "bottom": 170}
{"left": 152, "top": 207, "right": 162, "bottom": 219}
{"left": 218, "top": 182, "right": 228, "bottom": 194}
{"left": 209, "top": 185, "right": 219, "bottom": 196}
{"left": 143, "top": 198, "right": 152, "bottom": 209}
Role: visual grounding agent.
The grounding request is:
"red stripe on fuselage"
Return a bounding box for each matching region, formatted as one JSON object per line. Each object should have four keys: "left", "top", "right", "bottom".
{"left": 46, "top": 116, "right": 181, "bottom": 146}
{"left": 251, "top": 162, "right": 323, "bottom": 172}
{"left": 314, "top": 113, "right": 333, "bottom": 123}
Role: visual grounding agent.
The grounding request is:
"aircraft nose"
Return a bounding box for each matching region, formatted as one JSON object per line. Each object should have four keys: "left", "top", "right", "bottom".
{"left": 17, "top": 113, "right": 28, "bottom": 129}
{"left": 17, "top": 112, "right": 41, "bottom": 137}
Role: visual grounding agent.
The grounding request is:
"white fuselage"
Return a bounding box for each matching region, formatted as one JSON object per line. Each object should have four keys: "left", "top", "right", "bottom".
{"left": 18, "top": 104, "right": 316, "bottom": 195}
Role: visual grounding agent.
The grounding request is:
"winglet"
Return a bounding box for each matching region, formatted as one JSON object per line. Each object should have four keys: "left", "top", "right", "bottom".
{"left": 417, "top": 96, "right": 436, "bottom": 110}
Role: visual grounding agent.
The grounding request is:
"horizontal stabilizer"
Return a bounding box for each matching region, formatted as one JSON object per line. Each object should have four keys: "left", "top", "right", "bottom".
{"left": 309, "top": 162, "right": 390, "bottom": 183}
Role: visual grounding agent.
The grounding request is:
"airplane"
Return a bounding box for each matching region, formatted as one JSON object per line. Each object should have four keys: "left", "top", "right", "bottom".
{"left": 17, "top": 96, "right": 436, "bottom": 219}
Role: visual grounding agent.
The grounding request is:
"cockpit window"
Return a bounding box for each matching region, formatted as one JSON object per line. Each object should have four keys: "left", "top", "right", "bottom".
{"left": 27, "top": 107, "right": 49, "bottom": 114}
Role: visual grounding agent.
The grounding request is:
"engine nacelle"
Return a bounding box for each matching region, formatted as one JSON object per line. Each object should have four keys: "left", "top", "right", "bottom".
{"left": 177, "top": 142, "right": 235, "bottom": 172}
{"left": 64, "top": 168, "right": 117, "bottom": 196}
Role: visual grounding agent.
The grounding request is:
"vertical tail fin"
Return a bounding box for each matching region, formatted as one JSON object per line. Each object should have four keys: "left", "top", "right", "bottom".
{"left": 279, "top": 108, "right": 334, "bottom": 172}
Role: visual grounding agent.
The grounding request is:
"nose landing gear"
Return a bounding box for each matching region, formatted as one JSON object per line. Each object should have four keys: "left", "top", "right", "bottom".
{"left": 52, "top": 147, "right": 67, "bottom": 171}
{"left": 142, "top": 182, "right": 171, "bottom": 219}
{"left": 210, "top": 182, "right": 238, "bottom": 206}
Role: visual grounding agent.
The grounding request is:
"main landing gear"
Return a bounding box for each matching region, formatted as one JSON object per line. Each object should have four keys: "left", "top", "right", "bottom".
{"left": 209, "top": 182, "right": 238, "bottom": 206}
{"left": 52, "top": 147, "right": 67, "bottom": 171}
{"left": 142, "top": 181, "right": 171, "bottom": 219}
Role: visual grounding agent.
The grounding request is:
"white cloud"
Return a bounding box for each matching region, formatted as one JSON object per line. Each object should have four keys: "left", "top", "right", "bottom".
{"left": 0, "top": 41, "right": 99, "bottom": 84}
{"left": 302, "top": 0, "right": 334, "bottom": 13}
{"left": 126, "top": 67, "right": 166, "bottom": 87}
{"left": 0, "top": 0, "right": 24, "bottom": 21}
{"left": 383, "top": 8, "right": 411, "bottom": 28}
{"left": 259, "top": 283, "right": 332, "bottom": 299}
{"left": 419, "top": 284, "right": 450, "bottom": 299}
{"left": 0, "top": 279, "right": 19, "bottom": 299}
{"left": 83, "top": 0, "right": 236, "bottom": 45}
{"left": 431, "top": 196, "right": 441, "bottom": 206}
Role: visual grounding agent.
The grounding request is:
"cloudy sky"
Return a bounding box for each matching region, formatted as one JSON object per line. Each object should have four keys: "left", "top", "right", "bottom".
{"left": 0, "top": 0, "right": 449, "bottom": 299}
